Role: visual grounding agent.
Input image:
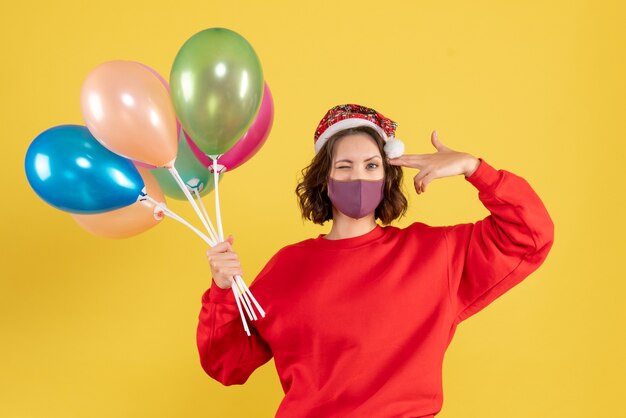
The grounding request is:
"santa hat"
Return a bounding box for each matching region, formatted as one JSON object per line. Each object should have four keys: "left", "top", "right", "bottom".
{"left": 313, "top": 104, "right": 405, "bottom": 158}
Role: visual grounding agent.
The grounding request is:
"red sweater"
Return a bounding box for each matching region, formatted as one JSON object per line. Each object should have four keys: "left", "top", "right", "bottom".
{"left": 197, "top": 158, "right": 554, "bottom": 417}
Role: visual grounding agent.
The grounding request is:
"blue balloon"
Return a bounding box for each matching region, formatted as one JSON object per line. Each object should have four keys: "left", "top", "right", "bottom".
{"left": 25, "top": 125, "right": 145, "bottom": 214}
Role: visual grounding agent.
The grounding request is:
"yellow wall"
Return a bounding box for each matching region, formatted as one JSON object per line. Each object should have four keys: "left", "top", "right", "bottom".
{"left": 2, "top": 1, "right": 624, "bottom": 416}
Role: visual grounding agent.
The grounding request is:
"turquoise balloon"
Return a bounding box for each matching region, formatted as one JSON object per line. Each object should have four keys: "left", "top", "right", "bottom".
{"left": 152, "top": 130, "right": 223, "bottom": 201}
{"left": 24, "top": 125, "right": 144, "bottom": 214}
{"left": 170, "top": 27, "right": 264, "bottom": 155}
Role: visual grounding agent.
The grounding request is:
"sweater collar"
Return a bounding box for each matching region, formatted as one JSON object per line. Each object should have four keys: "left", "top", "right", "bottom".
{"left": 312, "top": 224, "right": 387, "bottom": 249}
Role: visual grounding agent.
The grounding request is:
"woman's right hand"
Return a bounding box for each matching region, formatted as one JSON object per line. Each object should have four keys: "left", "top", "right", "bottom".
{"left": 206, "top": 234, "right": 244, "bottom": 289}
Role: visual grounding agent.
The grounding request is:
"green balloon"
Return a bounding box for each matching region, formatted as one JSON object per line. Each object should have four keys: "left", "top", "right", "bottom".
{"left": 170, "top": 27, "right": 264, "bottom": 156}
{"left": 152, "top": 131, "right": 223, "bottom": 201}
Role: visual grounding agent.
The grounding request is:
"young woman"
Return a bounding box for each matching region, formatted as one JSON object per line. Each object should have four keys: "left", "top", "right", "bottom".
{"left": 197, "top": 104, "right": 555, "bottom": 417}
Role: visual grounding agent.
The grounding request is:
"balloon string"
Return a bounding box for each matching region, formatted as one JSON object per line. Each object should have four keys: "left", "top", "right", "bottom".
{"left": 233, "top": 276, "right": 256, "bottom": 321}
{"left": 235, "top": 274, "right": 266, "bottom": 318}
{"left": 167, "top": 167, "right": 214, "bottom": 238}
{"left": 206, "top": 156, "right": 264, "bottom": 319}
{"left": 210, "top": 156, "right": 225, "bottom": 242}
{"left": 190, "top": 182, "right": 258, "bottom": 320}
{"left": 234, "top": 275, "right": 257, "bottom": 321}
{"left": 142, "top": 195, "right": 215, "bottom": 246}
{"left": 193, "top": 188, "right": 220, "bottom": 244}
{"left": 142, "top": 194, "right": 257, "bottom": 334}
{"left": 230, "top": 278, "right": 251, "bottom": 336}
{"left": 164, "top": 210, "right": 213, "bottom": 245}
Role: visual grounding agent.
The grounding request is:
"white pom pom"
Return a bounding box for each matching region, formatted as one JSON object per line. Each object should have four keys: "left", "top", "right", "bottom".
{"left": 384, "top": 136, "right": 405, "bottom": 159}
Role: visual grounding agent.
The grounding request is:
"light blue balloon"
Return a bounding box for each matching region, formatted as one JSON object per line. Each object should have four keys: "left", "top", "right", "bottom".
{"left": 24, "top": 125, "right": 145, "bottom": 214}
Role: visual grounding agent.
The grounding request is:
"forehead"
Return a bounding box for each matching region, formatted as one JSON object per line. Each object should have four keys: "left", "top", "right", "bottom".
{"left": 332, "top": 134, "right": 381, "bottom": 160}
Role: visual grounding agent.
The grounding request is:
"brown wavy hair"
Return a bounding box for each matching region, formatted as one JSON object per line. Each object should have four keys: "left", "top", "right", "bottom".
{"left": 295, "top": 126, "right": 408, "bottom": 225}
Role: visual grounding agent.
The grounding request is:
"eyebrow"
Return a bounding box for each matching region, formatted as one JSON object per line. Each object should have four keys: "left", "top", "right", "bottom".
{"left": 334, "top": 156, "right": 382, "bottom": 164}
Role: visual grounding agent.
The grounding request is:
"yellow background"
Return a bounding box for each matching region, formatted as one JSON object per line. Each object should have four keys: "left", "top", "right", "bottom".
{"left": 1, "top": 0, "right": 624, "bottom": 416}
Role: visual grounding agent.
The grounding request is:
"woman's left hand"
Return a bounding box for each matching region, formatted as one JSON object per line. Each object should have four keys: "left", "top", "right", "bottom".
{"left": 387, "top": 130, "right": 480, "bottom": 195}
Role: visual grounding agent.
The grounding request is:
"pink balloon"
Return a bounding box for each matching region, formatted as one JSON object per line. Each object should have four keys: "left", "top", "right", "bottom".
{"left": 188, "top": 82, "right": 274, "bottom": 173}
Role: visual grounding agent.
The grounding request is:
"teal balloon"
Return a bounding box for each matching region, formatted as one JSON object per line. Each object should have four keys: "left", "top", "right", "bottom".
{"left": 170, "top": 27, "right": 264, "bottom": 156}
{"left": 24, "top": 125, "right": 144, "bottom": 214}
{"left": 152, "top": 130, "right": 223, "bottom": 200}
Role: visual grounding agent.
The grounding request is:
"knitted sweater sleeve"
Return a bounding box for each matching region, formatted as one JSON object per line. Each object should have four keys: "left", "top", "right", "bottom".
{"left": 443, "top": 158, "right": 555, "bottom": 323}
{"left": 196, "top": 252, "right": 280, "bottom": 386}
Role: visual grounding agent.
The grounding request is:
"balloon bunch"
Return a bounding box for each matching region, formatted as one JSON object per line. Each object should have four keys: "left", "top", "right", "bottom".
{"left": 24, "top": 28, "right": 274, "bottom": 336}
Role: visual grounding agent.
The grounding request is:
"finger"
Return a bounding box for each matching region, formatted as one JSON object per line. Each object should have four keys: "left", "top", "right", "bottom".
{"left": 213, "top": 260, "right": 242, "bottom": 270}
{"left": 431, "top": 130, "right": 448, "bottom": 152}
{"left": 414, "top": 171, "right": 428, "bottom": 194}
{"left": 206, "top": 246, "right": 226, "bottom": 256}
{"left": 387, "top": 154, "right": 429, "bottom": 168}
{"left": 208, "top": 252, "right": 239, "bottom": 262}
{"left": 212, "top": 236, "right": 233, "bottom": 249}
{"left": 414, "top": 177, "right": 423, "bottom": 194}
{"left": 217, "top": 267, "right": 244, "bottom": 277}
{"left": 210, "top": 240, "right": 230, "bottom": 250}
{"left": 220, "top": 237, "right": 234, "bottom": 250}
{"left": 215, "top": 240, "right": 234, "bottom": 253}
{"left": 421, "top": 173, "right": 434, "bottom": 192}
{"left": 220, "top": 252, "right": 240, "bottom": 261}
{"left": 414, "top": 170, "right": 428, "bottom": 186}
{"left": 208, "top": 259, "right": 243, "bottom": 275}
{"left": 386, "top": 155, "right": 405, "bottom": 165}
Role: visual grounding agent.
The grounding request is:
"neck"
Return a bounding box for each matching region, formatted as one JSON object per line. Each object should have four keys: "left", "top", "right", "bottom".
{"left": 324, "top": 208, "right": 378, "bottom": 240}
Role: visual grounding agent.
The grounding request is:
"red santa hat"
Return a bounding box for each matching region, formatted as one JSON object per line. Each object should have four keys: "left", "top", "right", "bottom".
{"left": 313, "top": 104, "right": 405, "bottom": 158}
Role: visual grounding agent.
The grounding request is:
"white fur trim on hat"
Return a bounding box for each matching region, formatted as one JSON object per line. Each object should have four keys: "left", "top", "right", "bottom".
{"left": 315, "top": 118, "right": 389, "bottom": 154}
{"left": 314, "top": 118, "right": 406, "bottom": 158}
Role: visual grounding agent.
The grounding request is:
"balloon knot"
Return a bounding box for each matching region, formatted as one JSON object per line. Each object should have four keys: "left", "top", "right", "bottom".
{"left": 153, "top": 202, "right": 167, "bottom": 220}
